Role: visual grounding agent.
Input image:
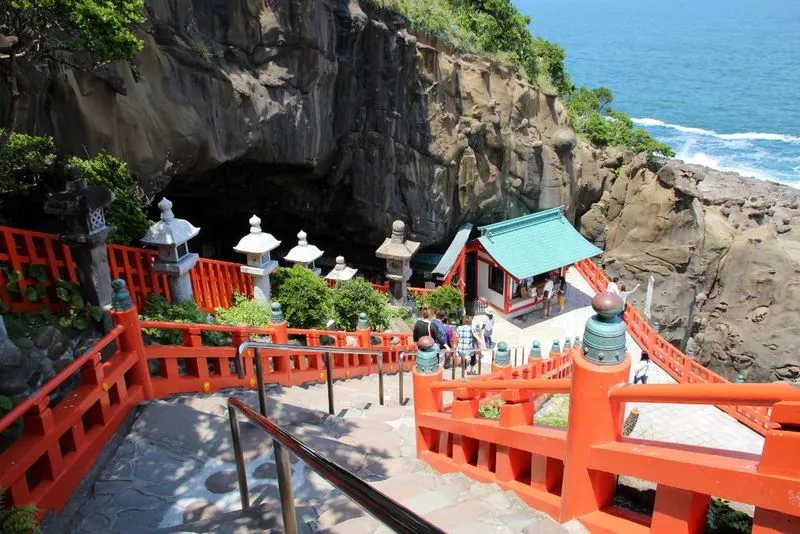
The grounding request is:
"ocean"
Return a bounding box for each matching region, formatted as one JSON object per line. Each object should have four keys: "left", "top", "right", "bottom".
{"left": 521, "top": 0, "right": 800, "bottom": 185}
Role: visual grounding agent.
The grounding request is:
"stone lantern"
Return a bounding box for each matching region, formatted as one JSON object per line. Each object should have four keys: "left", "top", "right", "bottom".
{"left": 325, "top": 256, "right": 357, "bottom": 284}
{"left": 375, "top": 220, "right": 420, "bottom": 306}
{"left": 140, "top": 198, "right": 200, "bottom": 303}
{"left": 233, "top": 215, "right": 280, "bottom": 303}
{"left": 284, "top": 230, "right": 323, "bottom": 275}
{"left": 44, "top": 172, "right": 115, "bottom": 331}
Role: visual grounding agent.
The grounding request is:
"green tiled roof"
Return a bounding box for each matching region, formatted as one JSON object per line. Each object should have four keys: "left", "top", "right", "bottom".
{"left": 432, "top": 223, "right": 473, "bottom": 276}
{"left": 477, "top": 206, "right": 601, "bottom": 280}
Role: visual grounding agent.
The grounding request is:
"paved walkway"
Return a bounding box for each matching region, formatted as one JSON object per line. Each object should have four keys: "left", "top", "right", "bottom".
{"left": 482, "top": 267, "right": 764, "bottom": 455}
{"left": 57, "top": 376, "right": 584, "bottom": 534}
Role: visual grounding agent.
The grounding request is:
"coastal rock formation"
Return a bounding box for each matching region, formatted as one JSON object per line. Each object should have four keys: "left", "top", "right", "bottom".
{"left": 4, "top": 0, "right": 607, "bottom": 248}
{"left": 581, "top": 159, "right": 800, "bottom": 382}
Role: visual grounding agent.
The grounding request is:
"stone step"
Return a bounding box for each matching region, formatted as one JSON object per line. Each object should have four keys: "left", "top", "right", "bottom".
{"left": 152, "top": 501, "right": 315, "bottom": 534}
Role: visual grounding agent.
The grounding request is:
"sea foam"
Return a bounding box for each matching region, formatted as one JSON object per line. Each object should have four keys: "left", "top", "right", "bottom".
{"left": 632, "top": 118, "right": 800, "bottom": 144}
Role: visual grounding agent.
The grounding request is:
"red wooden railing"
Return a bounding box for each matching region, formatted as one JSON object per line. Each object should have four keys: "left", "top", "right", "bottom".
{"left": 574, "top": 259, "right": 772, "bottom": 435}
{"left": 189, "top": 257, "right": 253, "bottom": 311}
{"left": 0, "top": 225, "right": 251, "bottom": 314}
{"left": 412, "top": 345, "right": 800, "bottom": 533}
{"left": 0, "top": 226, "right": 79, "bottom": 313}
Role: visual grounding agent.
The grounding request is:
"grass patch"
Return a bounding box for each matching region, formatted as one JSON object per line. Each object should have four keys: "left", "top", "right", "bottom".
{"left": 535, "top": 393, "right": 569, "bottom": 428}
{"left": 477, "top": 399, "right": 503, "bottom": 419}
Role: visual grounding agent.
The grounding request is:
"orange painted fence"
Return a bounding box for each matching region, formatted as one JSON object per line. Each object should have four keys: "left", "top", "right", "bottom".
{"left": 413, "top": 344, "right": 800, "bottom": 533}
{"left": 0, "top": 301, "right": 415, "bottom": 514}
{"left": 0, "top": 225, "right": 251, "bottom": 313}
{"left": 0, "top": 225, "right": 79, "bottom": 313}
{"left": 574, "top": 259, "right": 772, "bottom": 435}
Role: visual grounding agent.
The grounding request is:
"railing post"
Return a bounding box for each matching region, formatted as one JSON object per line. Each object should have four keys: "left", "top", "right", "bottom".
{"left": 412, "top": 336, "right": 443, "bottom": 455}
{"left": 559, "top": 292, "right": 630, "bottom": 522}
{"left": 356, "top": 312, "right": 372, "bottom": 374}
{"left": 752, "top": 401, "right": 800, "bottom": 533}
{"left": 491, "top": 341, "right": 512, "bottom": 379}
{"left": 111, "top": 279, "right": 154, "bottom": 400}
{"left": 270, "top": 303, "right": 289, "bottom": 378}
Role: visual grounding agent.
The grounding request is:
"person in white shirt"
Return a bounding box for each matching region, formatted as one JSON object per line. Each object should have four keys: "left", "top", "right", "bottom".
{"left": 606, "top": 277, "right": 622, "bottom": 297}
{"left": 541, "top": 276, "right": 555, "bottom": 318}
{"left": 633, "top": 351, "right": 650, "bottom": 384}
{"left": 619, "top": 282, "right": 640, "bottom": 304}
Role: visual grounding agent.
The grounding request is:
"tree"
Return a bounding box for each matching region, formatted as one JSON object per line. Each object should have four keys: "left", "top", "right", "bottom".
{"left": 330, "top": 278, "right": 390, "bottom": 331}
{"left": 0, "top": 0, "right": 146, "bottom": 147}
{"left": 272, "top": 265, "right": 332, "bottom": 329}
{"left": 420, "top": 285, "right": 463, "bottom": 324}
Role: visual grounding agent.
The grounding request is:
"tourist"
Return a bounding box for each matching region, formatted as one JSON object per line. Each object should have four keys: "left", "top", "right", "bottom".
{"left": 457, "top": 315, "right": 477, "bottom": 374}
{"left": 633, "top": 351, "right": 650, "bottom": 384}
{"left": 541, "top": 275, "right": 555, "bottom": 318}
{"left": 606, "top": 277, "right": 622, "bottom": 297}
{"left": 557, "top": 277, "right": 568, "bottom": 313}
{"left": 619, "top": 282, "right": 641, "bottom": 305}
{"left": 483, "top": 309, "right": 495, "bottom": 349}
{"left": 413, "top": 308, "right": 448, "bottom": 359}
{"left": 432, "top": 309, "right": 452, "bottom": 351}
{"left": 436, "top": 309, "right": 457, "bottom": 368}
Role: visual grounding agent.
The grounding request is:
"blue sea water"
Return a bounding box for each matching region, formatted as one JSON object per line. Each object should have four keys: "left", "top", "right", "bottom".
{"left": 518, "top": 0, "right": 800, "bottom": 185}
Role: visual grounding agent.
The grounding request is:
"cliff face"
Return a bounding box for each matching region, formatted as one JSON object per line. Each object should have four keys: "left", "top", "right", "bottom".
{"left": 7, "top": 0, "right": 607, "bottom": 247}
{"left": 581, "top": 158, "right": 800, "bottom": 382}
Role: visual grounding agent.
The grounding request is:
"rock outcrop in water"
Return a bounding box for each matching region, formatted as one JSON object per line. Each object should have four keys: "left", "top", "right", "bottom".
{"left": 581, "top": 158, "right": 800, "bottom": 382}
{"left": 5, "top": 0, "right": 607, "bottom": 247}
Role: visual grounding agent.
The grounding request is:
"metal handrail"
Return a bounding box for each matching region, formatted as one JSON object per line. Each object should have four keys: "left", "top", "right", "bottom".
{"left": 227, "top": 397, "right": 446, "bottom": 534}
{"left": 234, "top": 341, "right": 388, "bottom": 416}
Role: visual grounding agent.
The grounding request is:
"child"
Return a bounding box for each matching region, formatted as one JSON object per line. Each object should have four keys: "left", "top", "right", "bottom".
{"left": 633, "top": 351, "right": 650, "bottom": 384}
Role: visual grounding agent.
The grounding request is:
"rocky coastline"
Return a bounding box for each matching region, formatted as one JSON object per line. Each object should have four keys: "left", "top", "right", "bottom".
{"left": 580, "top": 157, "right": 800, "bottom": 383}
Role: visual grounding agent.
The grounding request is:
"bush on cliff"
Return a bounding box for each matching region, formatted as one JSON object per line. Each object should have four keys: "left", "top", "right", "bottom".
{"left": 565, "top": 87, "right": 675, "bottom": 157}
{"left": 330, "top": 278, "right": 390, "bottom": 331}
{"left": 0, "top": 131, "right": 151, "bottom": 244}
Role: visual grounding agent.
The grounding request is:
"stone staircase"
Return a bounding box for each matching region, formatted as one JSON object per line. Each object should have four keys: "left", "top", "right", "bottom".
{"left": 54, "top": 373, "right": 586, "bottom": 533}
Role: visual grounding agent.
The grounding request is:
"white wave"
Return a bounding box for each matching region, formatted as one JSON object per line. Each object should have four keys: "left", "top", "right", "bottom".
{"left": 632, "top": 117, "right": 800, "bottom": 144}
{"left": 676, "top": 148, "right": 800, "bottom": 187}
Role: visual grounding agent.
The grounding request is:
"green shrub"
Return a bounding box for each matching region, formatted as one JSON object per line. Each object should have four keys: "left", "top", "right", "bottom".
{"left": 272, "top": 265, "right": 332, "bottom": 329}
{"left": 418, "top": 285, "right": 463, "bottom": 323}
{"left": 330, "top": 278, "right": 390, "bottom": 331}
{"left": 191, "top": 40, "right": 208, "bottom": 57}
{"left": 565, "top": 87, "right": 674, "bottom": 157}
{"left": 215, "top": 293, "right": 272, "bottom": 328}
{"left": 707, "top": 499, "right": 751, "bottom": 534}
{"left": 0, "top": 131, "right": 56, "bottom": 198}
{"left": 477, "top": 399, "right": 503, "bottom": 419}
{"left": 67, "top": 152, "right": 151, "bottom": 245}
{"left": 0, "top": 488, "right": 39, "bottom": 534}
{"left": 139, "top": 294, "right": 227, "bottom": 346}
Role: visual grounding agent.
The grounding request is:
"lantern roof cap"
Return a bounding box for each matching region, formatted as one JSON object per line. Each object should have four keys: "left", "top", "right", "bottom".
{"left": 325, "top": 256, "right": 358, "bottom": 281}
{"left": 44, "top": 177, "right": 115, "bottom": 216}
{"left": 140, "top": 198, "right": 200, "bottom": 246}
{"left": 285, "top": 230, "right": 323, "bottom": 264}
{"left": 233, "top": 215, "right": 281, "bottom": 254}
{"left": 375, "top": 220, "right": 420, "bottom": 260}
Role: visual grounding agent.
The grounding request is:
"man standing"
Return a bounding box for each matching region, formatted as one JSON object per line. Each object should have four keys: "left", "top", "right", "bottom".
{"left": 606, "top": 277, "right": 622, "bottom": 297}
{"left": 619, "top": 282, "right": 641, "bottom": 305}
{"left": 542, "top": 276, "right": 555, "bottom": 318}
{"left": 483, "top": 310, "right": 495, "bottom": 349}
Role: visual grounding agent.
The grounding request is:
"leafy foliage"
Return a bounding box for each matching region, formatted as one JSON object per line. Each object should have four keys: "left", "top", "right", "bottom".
{"left": 272, "top": 265, "right": 332, "bottom": 329}
{"left": 417, "top": 285, "right": 463, "bottom": 323}
{"left": 371, "top": 0, "right": 571, "bottom": 94}
{"left": 0, "top": 488, "right": 39, "bottom": 534}
{"left": 215, "top": 293, "right": 272, "bottom": 328}
{"left": 54, "top": 279, "right": 103, "bottom": 330}
{"left": 0, "top": 131, "right": 56, "bottom": 197}
{"left": 707, "top": 499, "right": 752, "bottom": 534}
{"left": 67, "top": 153, "right": 151, "bottom": 244}
{"left": 477, "top": 399, "right": 503, "bottom": 419}
{"left": 330, "top": 278, "right": 390, "bottom": 331}
{"left": 565, "top": 87, "right": 675, "bottom": 157}
{"left": 139, "top": 294, "right": 227, "bottom": 346}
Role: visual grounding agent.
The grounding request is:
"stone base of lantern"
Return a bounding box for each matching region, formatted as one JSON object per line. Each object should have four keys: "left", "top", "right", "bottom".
{"left": 251, "top": 276, "right": 271, "bottom": 303}
{"left": 64, "top": 236, "right": 114, "bottom": 333}
{"left": 153, "top": 253, "right": 199, "bottom": 304}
